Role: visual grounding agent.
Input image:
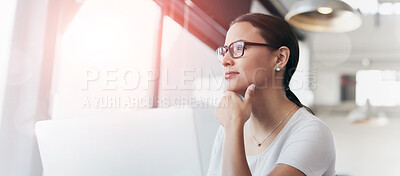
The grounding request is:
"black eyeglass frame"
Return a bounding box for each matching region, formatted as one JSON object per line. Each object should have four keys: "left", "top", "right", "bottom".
{"left": 216, "top": 40, "right": 281, "bottom": 62}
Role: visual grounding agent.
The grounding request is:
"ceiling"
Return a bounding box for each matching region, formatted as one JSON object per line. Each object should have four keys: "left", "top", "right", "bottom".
{"left": 274, "top": 0, "right": 400, "bottom": 15}
{"left": 251, "top": 0, "right": 400, "bottom": 68}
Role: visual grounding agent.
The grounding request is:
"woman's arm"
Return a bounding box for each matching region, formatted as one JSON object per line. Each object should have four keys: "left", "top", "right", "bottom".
{"left": 222, "top": 125, "right": 252, "bottom": 176}
{"left": 216, "top": 84, "right": 255, "bottom": 176}
{"left": 268, "top": 164, "right": 305, "bottom": 176}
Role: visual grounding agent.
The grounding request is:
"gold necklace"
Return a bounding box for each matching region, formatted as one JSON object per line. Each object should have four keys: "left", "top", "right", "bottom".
{"left": 248, "top": 105, "right": 297, "bottom": 147}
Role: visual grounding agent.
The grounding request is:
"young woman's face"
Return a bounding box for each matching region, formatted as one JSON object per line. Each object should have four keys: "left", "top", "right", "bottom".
{"left": 222, "top": 22, "right": 277, "bottom": 92}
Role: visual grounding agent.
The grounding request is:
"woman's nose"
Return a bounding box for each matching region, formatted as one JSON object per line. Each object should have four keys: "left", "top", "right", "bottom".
{"left": 221, "top": 53, "right": 234, "bottom": 67}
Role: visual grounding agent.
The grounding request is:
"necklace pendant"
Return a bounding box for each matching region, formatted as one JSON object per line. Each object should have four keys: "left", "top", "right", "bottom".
{"left": 257, "top": 142, "right": 261, "bottom": 147}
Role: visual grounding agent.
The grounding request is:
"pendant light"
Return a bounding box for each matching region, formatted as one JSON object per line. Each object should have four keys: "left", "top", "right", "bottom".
{"left": 347, "top": 99, "right": 389, "bottom": 126}
{"left": 285, "top": 0, "right": 362, "bottom": 33}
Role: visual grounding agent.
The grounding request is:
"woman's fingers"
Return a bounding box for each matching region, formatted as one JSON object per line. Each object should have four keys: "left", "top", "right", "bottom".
{"left": 224, "top": 90, "right": 243, "bottom": 102}
{"left": 244, "top": 84, "right": 255, "bottom": 104}
{"left": 217, "top": 86, "right": 255, "bottom": 127}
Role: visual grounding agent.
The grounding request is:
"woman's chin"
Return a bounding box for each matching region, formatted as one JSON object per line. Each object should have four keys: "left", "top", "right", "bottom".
{"left": 226, "top": 84, "right": 246, "bottom": 93}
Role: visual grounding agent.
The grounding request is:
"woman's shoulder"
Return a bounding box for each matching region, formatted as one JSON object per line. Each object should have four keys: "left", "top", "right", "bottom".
{"left": 289, "top": 107, "right": 331, "bottom": 133}
{"left": 277, "top": 108, "right": 336, "bottom": 176}
{"left": 283, "top": 107, "right": 334, "bottom": 145}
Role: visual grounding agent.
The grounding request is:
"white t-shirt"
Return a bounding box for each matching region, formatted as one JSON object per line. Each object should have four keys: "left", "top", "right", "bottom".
{"left": 207, "top": 107, "right": 336, "bottom": 176}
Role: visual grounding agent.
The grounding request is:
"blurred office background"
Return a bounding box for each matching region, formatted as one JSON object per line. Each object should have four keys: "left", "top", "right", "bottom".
{"left": 1, "top": 0, "right": 400, "bottom": 175}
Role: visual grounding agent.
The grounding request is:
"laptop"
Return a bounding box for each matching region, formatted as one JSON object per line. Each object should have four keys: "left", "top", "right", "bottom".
{"left": 35, "top": 108, "right": 219, "bottom": 176}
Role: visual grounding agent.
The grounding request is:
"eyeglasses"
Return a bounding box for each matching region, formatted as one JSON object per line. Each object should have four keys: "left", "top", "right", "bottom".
{"left": 216, "top": 40, "right": 280, "bottom": 62}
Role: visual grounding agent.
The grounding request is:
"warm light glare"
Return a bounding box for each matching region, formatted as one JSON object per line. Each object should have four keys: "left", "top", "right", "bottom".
{"left": 51, "top": 0, "right": 161, "bottom": 115}
{"left": 62, "top": 0, "right": 160, "bottom": 67}
{"left": 317, "top": 7, "right": 333, "bottom": 14}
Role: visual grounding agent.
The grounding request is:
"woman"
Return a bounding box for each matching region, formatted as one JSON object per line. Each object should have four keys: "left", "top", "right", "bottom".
{"left": 207, "top": 13, "right": 335, "bottom": 176}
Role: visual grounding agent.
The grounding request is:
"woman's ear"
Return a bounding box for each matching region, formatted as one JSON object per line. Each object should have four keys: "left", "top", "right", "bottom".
{"left": 275, "top": 46, "right": 290, "bottom": 69}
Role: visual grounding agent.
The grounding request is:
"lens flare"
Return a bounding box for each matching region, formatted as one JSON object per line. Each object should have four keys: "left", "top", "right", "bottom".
{"left": 317, "top": 7, "right": 333, "bottom": 14}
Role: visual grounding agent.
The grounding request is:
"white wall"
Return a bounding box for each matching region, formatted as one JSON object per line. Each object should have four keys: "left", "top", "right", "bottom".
{"left": 291, "top": 40, "right": 315, "bottom": 106}
{"left": 157, "top": 17, "right": 224, "bottom": 173}
{"left": 158, "top": 16, "right": 224, "bottom": 108}
{"left": 313, "top": 71, "right": 341, "bottom": 105}
{"left": 310, "top": 14, "right": 400, "bottom": 176}
{"left": 0, "top": 0, "right": 18, "bottom": 129}
{"left": 0, "top": 0, "right": 49, "bottom": 175}
{"left": 310, "top": 15, "right": 400, "bottom": 106}
{"left": 322, "top": 117, "right": 400, "bottom": 176}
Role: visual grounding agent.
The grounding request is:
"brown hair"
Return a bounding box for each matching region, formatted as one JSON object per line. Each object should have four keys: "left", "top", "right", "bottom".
{"left": 231, "top": 13, "right": 314, "bottom": 115}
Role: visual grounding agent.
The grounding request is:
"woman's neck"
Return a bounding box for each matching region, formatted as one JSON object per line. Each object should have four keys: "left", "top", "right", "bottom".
{"left": 247, "top": 86, "right": 298, "bottom": 136}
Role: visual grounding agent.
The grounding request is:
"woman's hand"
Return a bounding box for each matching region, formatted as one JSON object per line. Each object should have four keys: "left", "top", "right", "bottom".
{"left": 216, "top": 84, "right": 255, "bottom": 129}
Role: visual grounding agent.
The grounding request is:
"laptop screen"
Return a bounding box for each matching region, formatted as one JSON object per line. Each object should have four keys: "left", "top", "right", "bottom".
{"left": 36, "top": 108, "right": 207, "bottom": 176}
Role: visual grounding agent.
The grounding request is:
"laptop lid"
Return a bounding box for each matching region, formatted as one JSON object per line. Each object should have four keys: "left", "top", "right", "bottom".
{"left": 35, "top": 108, "right": 204, "bottom": 176}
